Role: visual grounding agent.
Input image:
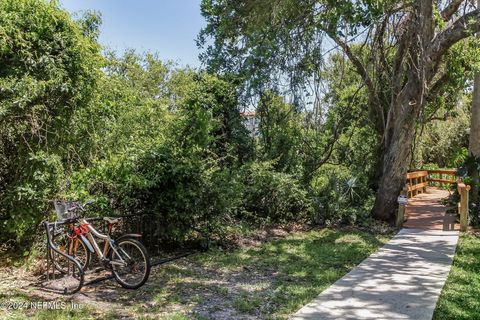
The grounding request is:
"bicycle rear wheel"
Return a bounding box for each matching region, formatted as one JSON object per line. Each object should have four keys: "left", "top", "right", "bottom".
{"left": 110, "top": 238, "right": 150, "bottom": 289}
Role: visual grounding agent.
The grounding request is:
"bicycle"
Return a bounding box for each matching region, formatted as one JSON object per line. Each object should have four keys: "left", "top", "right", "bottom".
{"left": 47, "top": 200, "right": 151, "bottom": 289}
{"left": 48, "top": 201, "right": 91, "bottom": 274}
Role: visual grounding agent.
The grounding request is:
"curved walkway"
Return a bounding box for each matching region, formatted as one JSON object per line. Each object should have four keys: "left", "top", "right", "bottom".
{"left": 291, "top": 188, "right": 459, "bottom": 320}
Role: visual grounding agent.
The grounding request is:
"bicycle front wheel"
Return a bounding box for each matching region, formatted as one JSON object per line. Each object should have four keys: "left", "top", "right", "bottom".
{"left": 110, "top": 238, "right": 151, "bottom": 289}
{"left": 49, "top": 231, "right": 91, "bottom": 274}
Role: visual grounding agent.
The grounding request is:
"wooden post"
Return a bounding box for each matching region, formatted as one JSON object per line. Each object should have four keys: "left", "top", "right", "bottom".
{"left": 396, "top": 186, "right": 408, "bottom": 227}
{"left": 408, "top": 176, "right": 411, "bottom": 198}
{"left": 414, "top": 177, "right": 417, "bottom": 196}
{"left": 402, "top": 186, "right": 408, "bottom": 222}
{"left": 458, "top": 182, "right": 471, "bottom": 232}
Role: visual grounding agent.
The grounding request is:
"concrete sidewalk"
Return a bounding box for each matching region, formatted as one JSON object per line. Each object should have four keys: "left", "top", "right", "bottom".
{"left": 291, "top": 229, "right": 459, "bottom": 320}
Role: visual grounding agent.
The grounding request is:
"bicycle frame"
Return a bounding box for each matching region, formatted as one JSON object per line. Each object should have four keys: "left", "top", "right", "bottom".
{"left": 78, "top": 219, "right": 130, "bottom": 267}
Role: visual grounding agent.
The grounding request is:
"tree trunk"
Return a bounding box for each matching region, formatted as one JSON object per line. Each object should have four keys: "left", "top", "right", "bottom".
{"left": 469, "top": 68, "right": 480, "bottom": 204}
{"left": 371, "top": 0, "right": 432, "bottom": 222}
{"left": 468, "top": 0, "right": 480, "bottom": 205}
{"left": 372, "top": 101, "right": 418, "bottom": 222}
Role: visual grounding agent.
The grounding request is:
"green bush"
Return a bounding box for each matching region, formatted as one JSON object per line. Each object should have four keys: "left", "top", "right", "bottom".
{"left": 311, "top": 165, "right": 374, "bottom": 226}
{"left": 64, "top": 74, "right": 252, "bottom": 241}
{"left": 241, "top": 162, "right": 312, "bottom": 223}
{"left": 0, "top": 0, "right": 100, "bottom": 241}
{"left": 3, "top": 152, "right": 65, "bottom": 241}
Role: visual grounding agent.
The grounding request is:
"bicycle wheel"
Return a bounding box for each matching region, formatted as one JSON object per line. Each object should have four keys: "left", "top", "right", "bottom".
{"left": 110, "top": 238, "right": 151, "bottom": 289}
{"left": 49, "top": 230, "right": 91, "bottom": 274}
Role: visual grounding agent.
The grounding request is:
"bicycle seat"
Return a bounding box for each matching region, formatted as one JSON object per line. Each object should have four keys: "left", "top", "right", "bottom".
{"left": 103, "top": 217, "right": 121, "bottom": 224}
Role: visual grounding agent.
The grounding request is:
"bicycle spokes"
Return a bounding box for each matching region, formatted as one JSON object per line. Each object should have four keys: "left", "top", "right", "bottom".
{"left": 111, "top": 239, "right": 150, "bottom": 289}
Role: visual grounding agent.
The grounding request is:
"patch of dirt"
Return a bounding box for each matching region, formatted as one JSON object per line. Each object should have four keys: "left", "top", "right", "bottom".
{"left": 0, "top": 255, "right": 283, "bottom": 319}
{"left": 345, "top": 220, "right": 397, "bottom": 235}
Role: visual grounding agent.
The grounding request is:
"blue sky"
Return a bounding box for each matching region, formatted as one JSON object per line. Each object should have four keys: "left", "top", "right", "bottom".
{"left": 59, "top": 0, "right": 206, "bottom": 67}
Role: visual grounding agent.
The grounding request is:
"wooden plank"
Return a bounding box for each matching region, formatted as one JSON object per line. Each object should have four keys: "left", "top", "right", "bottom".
{"left": 407, "top": 171, "right": 428, "bottom": 179}
{"left": 428, "top": 178, "right": 457, "bottom": 184}
{"left": 407, "top": 182, "right": 428, "bottom": 192}
{"left": 427, "top": 169, "right": 457, "bottom": 175}
{"left": 458, "top": 182, "right": 470, "bottom": 232}
{"left": 406, "top": 171, "right": 428, "bottom": 179}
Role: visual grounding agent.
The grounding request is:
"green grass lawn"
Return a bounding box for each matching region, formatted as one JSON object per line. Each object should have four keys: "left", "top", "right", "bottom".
{"left": 1, "top": 228, "right": 390, "bottom": 319}
{"left": 191, "top": 228, "right": 390, "bottom": 317}
{"left": 433, "top": 233, "right": 480, "bottom": 320}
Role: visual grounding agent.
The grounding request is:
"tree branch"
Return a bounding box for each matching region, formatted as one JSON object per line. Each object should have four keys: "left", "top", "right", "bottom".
{"left": 327, "top": 33, "right": 386, "bottom": 134}
{"left": 391, "top": 12, "right": 414, "bottom": 100}
{"left": 426, "top": 72, "right": 450, "bottom": 101}
{"left": 441, "top": 0, "right": 465, "bottom": 21}
{"left": 429, "top": 8, "right": 480, "bottom": 62}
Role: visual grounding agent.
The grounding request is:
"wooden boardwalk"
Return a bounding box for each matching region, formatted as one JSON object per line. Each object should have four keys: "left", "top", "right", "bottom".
{"left": 404, "top": 187, "right": 457, "bottom": 231}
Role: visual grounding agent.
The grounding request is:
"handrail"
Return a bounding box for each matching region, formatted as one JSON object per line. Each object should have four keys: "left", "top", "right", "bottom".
{"left": 406, "top": 170, "right": 429, "bottom": 197}
{"left": 406, "top": 170, "right": 428, "bottom": 179}
{"left": 427, "top": 169, "right": 457, "bottom": 184}
{"left": 405, "top": 169, "right": 457, "bottom": 198}
{"left": 401, "top": 168, "right": 470, "bottom": 231}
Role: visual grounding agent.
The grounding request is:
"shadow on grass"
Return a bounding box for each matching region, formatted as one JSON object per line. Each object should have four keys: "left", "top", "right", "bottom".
{"left": 5, "top": 228, "right": 389, "bottom": 319}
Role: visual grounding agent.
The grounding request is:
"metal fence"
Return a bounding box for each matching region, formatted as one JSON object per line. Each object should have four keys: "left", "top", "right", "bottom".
{"left": 83, "top": 213, "right": 210, "bottom": 256}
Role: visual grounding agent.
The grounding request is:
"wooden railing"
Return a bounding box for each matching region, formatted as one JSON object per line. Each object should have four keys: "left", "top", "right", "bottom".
{"left": 427, "top": 169, "right": 457, "bottom": 185}
{"left": 406, "top": 170, "right": 428, "bottom": 198}
{"left": 406, "top": 169, "right": 457, "bottom": 198}
{"left": 398, "top": 168, "right": 469, "bottom": 231}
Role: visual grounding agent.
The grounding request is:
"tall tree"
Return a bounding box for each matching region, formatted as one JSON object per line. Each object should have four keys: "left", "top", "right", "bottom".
{"left": 469, "top": 0, "right": 480, "bottom": 204}
{"left": 198, "top": 0, "right": 480, "bottom": 222}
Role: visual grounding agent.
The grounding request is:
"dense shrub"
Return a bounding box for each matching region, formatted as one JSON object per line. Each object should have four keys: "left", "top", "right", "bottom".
{"left": 3, "top": 152, "right": 65, "bottom": 240}
{"left": 257, "top": 91, "right": 303, "bottom": 173}
{"left": 311, "top": 165, "right": 374, "bottom": 226}
{"left": 65, "top": 74, "right": 252, "bottom": 241}
{"left": 241, "top": 162, "right": 313, "bottom": 223}
{"left": 0, "top": 0, "right": 100, "bottom": 241}
{"left": 413, "top": 98, "right": 470, "bottom": 168}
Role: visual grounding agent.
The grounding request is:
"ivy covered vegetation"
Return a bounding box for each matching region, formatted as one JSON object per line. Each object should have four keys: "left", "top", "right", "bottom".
{"left": 0, "top": 0, "right": 475, "bottom": 249}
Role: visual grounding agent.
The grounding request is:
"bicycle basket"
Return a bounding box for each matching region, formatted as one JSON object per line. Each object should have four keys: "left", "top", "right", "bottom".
{"left": 54, "top": 201, "right": 80, "bottom": 221}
